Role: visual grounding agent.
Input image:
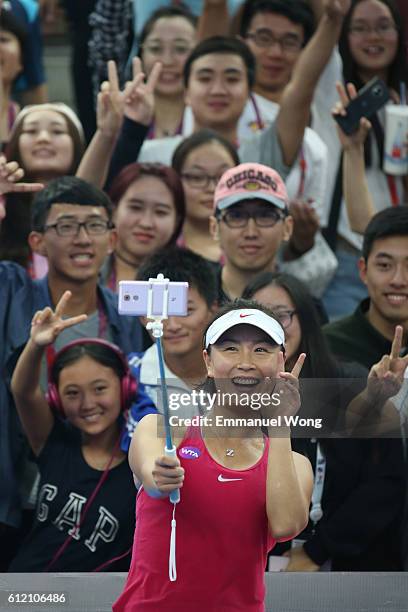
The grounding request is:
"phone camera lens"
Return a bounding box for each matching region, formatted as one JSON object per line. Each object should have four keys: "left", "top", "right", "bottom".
{"left": 124, "top": 294, "right": 130, "bottom": 301}
{"left": 133, "top": 295, "right": 139, "bottom": 301}
{"left": 373, "top": 86, "right": 382, "bottom": 97}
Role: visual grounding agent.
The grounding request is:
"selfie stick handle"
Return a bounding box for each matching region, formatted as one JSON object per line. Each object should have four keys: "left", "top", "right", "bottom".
{"left": 146, "top": 275, "right": 180, "bottom": 505}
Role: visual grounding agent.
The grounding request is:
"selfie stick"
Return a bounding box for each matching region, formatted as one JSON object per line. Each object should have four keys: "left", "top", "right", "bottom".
{"left": 145, "top": 274, "right": 180, "bottom": 505}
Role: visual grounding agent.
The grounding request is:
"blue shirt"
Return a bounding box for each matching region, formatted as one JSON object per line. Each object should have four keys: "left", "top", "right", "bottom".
{"left": 0, "top": 262, "right": 143, "bottom": 528}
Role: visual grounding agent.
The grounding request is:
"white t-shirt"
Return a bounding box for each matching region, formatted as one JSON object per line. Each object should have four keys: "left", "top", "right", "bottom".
{"left": 238, "top": 93, "right": 328, "bottom": 223}
{"left": 311, "top": 48, "right": 405, "bottom": 249}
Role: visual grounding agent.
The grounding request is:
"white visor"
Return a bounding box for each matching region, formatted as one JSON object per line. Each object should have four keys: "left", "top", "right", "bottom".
{"left": 205, "top": 309, "right": 285, "bottom": 349}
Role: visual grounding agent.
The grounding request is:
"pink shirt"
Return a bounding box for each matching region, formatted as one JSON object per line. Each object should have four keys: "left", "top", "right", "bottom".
{"left": 113, "top": 427, "right": 275, "bottom": 612}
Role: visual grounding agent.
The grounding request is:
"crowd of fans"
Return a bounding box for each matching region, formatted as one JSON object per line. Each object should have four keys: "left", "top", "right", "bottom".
{"left": 1, "top": 0, "right": 408, "bottom": 582}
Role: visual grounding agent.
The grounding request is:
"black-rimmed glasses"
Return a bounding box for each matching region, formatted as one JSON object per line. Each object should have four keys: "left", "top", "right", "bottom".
{"left": 181, "top": 172, "right": 225, "bottom": 189}
{"left": 275, "top": 310, "right": 297, "bottom": 329}
{"left": 218, "top": 207, "right": 285, "bottom": 228}
{"left": 349, "top": 21, "right": 398, "bottom": 37}
{"left": 44, "top": 219, "right": 113, "bottom": 237}
{"left": 245, "top": 29, "right": 303, "bottom": 52}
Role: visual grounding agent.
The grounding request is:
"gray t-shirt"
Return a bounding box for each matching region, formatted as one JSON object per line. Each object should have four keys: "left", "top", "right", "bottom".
{"left": 137, "top": 120, "right": 290, "bottom": 180}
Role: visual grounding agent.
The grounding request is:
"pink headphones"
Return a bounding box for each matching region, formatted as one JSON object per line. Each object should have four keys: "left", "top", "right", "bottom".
{"left": 46, "top": 338, "right": 137, "bottom": 416}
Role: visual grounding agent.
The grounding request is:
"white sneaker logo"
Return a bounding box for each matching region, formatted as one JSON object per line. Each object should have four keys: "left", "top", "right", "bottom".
{"left": 218, "top": 474, "right": 243, "bottom": 482}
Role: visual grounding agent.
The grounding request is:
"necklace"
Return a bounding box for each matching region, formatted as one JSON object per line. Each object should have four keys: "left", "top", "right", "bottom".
{"left": 114, "top": 250, "right": 139, "bottom": 268}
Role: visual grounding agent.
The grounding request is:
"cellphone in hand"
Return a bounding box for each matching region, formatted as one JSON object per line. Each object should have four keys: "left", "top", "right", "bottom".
{"left": 118, "top": 280, "right": 189, "bottom": 317}
{"left": 333, "top": 77, "right": 390, "bottom": 135}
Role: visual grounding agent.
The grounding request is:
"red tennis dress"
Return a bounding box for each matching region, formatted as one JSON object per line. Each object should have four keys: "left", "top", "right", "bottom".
{"left": 113, "top": 427, "right": 276, "bottom": 611}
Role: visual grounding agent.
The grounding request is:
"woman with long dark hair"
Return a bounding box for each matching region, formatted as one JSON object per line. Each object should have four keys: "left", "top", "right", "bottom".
{"left": 244, "top": 271, "right": 406, "bottom": 571}
{"left": 314, "top": 0, "right": 408, "bottom": 319}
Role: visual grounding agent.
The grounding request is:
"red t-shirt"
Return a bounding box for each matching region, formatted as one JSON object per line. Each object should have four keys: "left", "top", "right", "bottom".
{"left": 113, "top": 427, "right": 276, "bottom": 611}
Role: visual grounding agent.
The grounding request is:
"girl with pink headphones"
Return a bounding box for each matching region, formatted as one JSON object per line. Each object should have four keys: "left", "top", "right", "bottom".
{"left": 8, "top": 291, "right": 138, "bottom": 572}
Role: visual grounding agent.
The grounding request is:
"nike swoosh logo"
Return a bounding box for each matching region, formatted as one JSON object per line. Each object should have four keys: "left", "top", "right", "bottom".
{"left": 218, "top": 475, "right": 243, "bottom": 482}
{"left": 239, "top": 313, "right": 252, "bottom": 318}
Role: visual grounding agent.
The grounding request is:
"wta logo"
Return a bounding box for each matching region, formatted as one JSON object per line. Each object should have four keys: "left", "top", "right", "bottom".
{"left": 179, "top": 446, "right": 201, "bottom": 459}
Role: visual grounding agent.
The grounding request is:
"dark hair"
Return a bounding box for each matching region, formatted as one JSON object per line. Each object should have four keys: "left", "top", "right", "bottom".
{"left": 5, "top": 109, "right": 85, "bottom": 179}
{"left": 183, "top": 36, "right": 256, "bottom": 89}
{"left": 339, "top": 0, "right": 408, "bottom": 169}
{"left": 362, "top": 207, "right": 408, "bottom": 260}
{"left": 31, "top": 176, "right": 114, "bottom": 231}
{"left": 1, "top": 8, "right": 27, "bottom": 67}
{"left": 243, "top": 272, "right": 338, "bottom": 379}
{"left": 138, "top": 5, "right": 197, "bottom": 51}
{"left": 109, "top": 163, "right": 185, "bottom": 246}
{"left": 137, "top": 246, "right": 218, "bottom": 308}
{"left": 339, "top": 0, "right": 408, "bottom": 93}
{"left": 51, "top": 342, "right": 127, "bottom": 387}
{"left": 239, "top": 0, "right": 315, "bottom": 45}
{"left": 172, "top": 129, "right": 240, "bottom": 173}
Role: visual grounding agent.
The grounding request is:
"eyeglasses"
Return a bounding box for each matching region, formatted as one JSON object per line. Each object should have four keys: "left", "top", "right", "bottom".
{"left": 218, "top": 206, "right": 285, "bottom": 228}
{"left": 44, "top": 219, "right": 113, "bottom": 237}
{"left": 181, "top": 172, "right": 225, "bottom": 189}
{"left": 141, "top": 42, "right": 194, "bottom": 57}
{"left": 274, "top": 309, "right": 297, "bottom": 329}
{"left": 245, "top": 29, "right": 303, "bottom": 52}
{"left": 349, "top": 21, "right": 398, "bottom": 37}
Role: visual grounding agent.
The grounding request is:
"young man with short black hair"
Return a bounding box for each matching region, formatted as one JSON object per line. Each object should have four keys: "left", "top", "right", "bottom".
{"left": 209, "top": 161, "right": 332, "bottom": 301}
{"left": 123, "top": 247, "right": 218, "bottom": 446}
{"left": 324, "top": 207, "right": 408, "bottom": 571}
{"left": 0, "top": 176, "right": 143, "bottom": 567}
{"left": 107, "top": 0, "right": 350, "bottom": 182}
{"left": 324, "top": 207, "right": 408, "bottom": 366}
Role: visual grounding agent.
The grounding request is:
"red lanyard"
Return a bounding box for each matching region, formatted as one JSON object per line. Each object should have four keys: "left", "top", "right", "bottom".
{"left": 108, "top": 254, "right": 117, "bottom": 292}
{"left": 386, "top": 175, "right": 400, "bottom": 207}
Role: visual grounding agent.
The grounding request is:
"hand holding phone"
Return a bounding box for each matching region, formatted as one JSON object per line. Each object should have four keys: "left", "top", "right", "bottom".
{"left": 333, "top": 77, "right": 389, "bottom": 135}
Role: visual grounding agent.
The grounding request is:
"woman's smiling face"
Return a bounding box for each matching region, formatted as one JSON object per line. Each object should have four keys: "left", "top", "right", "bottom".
{"left": 347, "top": 0, "right": 399, "bottom": 79}
{"left": 204, "top": 324, "right": 281, "bottom": 406}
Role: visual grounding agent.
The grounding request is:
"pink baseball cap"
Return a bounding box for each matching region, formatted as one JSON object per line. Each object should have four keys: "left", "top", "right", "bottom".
{"left": 214, "top": 162, "right": 288, "bottom": 212}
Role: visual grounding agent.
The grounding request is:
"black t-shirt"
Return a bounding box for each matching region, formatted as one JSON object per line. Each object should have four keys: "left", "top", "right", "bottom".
{"left": 9, "top": 419, "right": 136, "bottom": 572}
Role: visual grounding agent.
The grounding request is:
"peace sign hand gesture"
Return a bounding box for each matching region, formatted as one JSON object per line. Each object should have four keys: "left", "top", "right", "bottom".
{"left": 97, "top": 60, "right": 125, "bottom": 138}
{"left": 367, "top": 326, "right": 408, "bottom": 404}
{"left": 261, "top": 352, "right": 306, "bottom": 421}
{"left": 123, "top": 57, "right": 162, "bottom": 126}
{"left": 30, "top": 291, "right": 88, "bottom": 347}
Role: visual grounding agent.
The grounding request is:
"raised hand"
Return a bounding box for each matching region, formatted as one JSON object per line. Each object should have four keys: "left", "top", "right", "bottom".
{"left": 324, "top": 0, "right": 351, "bottom": 21}
{"left": 263, "top": 352, "right": 306, "bottom": 420}
{"left": 97, "top": 60, "right": 125, "bottom": 138}
{"left": 288, "top": 199, "right": 320, "bottom": 255}
{"left": 367, "top": 326, "right": 408, "bottom": 404}
{"left": 333, "top": 82, "right": 372, "bottom": 150}
{"left": 0, "top": 155, "right": 44, "bottom": 196}
{"left": 123, "top": 57, "right": 162, "bottom": 126}
{"left": 30, "top": 291, "right": 87, "bottom": 347}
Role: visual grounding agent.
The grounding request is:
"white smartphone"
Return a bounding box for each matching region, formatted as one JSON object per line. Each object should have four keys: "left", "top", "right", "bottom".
{"left": 118, "top": 280, "right": 189, "bottom": 317}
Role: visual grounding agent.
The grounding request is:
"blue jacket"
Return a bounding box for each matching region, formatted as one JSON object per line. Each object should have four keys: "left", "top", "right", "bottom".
{"left": 0, "top": 262, "right": 143, "bottom": 528}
